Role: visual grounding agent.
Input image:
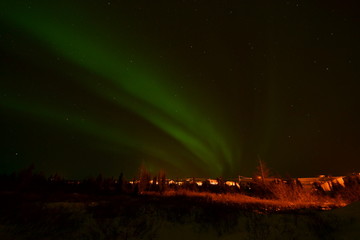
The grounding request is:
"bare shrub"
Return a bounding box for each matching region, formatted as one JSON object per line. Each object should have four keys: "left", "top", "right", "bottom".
{"left": 138, "top": 165, "right": 151, "bottom": 194}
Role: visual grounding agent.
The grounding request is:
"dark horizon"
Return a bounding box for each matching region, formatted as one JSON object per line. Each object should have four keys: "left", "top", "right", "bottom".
{"left": 1, "top": 1, "right": 359, "bottom": 179}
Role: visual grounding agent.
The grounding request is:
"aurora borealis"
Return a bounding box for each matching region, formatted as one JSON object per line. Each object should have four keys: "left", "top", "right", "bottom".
{"left": 1, "top": 1, "right": 359, "bottom": 178}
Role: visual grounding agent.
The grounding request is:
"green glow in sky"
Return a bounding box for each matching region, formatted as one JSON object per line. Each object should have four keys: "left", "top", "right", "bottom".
{"left": 1, "top": 2, "right": 234, "bottom": 177}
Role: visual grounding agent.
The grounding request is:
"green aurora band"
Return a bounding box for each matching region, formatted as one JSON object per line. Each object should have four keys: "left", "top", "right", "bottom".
{"left": 0, "top": 2, "right": 236, "bottom": 176}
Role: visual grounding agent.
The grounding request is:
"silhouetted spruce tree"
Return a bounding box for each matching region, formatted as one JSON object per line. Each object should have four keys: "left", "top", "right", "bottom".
{"left": 202, "top": 180, "right": 211, "bottom": 192}
{"left": 117, "top": 173, "right": 124, "bottom": 193}
{"left": 158, "top": 170, "right": 166, "bottom": 193}
{"left": 96, "top": 174, "right": 104, "bottom": 193}
{"left": 217, "top": 177, "right": 225, "bottom": 193}
{"left": 17, "top": 164, "right": 35, "bottom": 191}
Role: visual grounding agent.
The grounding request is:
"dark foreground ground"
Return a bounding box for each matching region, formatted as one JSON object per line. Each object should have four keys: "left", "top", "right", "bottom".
{"left": 0, "top": 192, "right": 359, "bottom": 240}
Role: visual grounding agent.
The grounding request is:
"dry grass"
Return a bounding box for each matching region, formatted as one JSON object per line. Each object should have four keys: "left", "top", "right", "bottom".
{"left": 146, "top": 188, "right": 348, "bottom": 211}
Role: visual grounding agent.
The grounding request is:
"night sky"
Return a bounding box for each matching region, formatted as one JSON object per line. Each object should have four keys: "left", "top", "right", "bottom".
{"left": 1, "top": 1, "right": 359, "bottom": 179}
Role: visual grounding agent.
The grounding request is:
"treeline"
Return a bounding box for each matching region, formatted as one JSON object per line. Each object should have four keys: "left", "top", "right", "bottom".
{"left": 0, "top": 165, "right": 241, "bottom": 195}
{"left": 0, "top": 165, "right": 360, "bottom": 203}
{"left": 0, "top": 165, "right": 170, "bottom": 195}
{"left": 0, "top": 165, "right": 125, "bottom": 195}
